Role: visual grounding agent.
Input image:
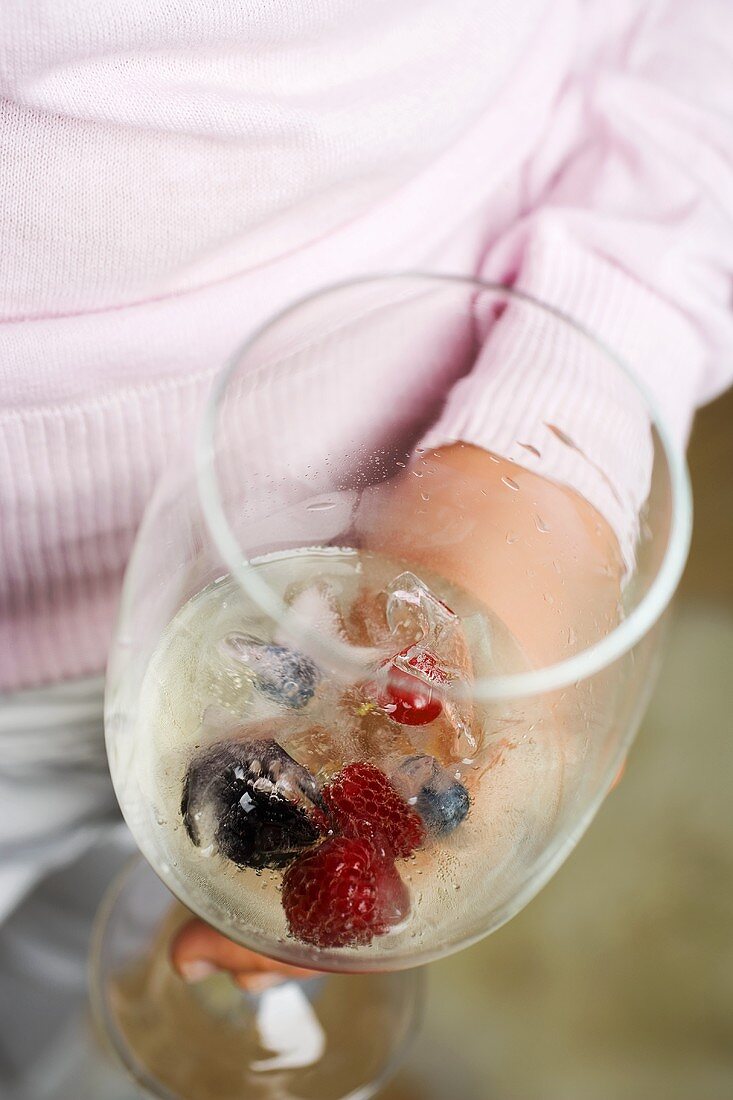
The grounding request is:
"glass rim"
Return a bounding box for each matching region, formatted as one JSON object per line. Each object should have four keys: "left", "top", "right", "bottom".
{"left": 196, "top": 272, "right": 693, "bottom": 702}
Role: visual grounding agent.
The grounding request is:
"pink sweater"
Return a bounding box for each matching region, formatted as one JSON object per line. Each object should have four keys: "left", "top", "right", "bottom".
{"left": 1, "top": 0, "right": 732, "bottom": 691}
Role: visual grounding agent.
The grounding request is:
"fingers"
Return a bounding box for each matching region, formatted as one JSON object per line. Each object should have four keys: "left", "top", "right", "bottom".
{"left": 170, "top": 918, "right": 318, "bottom": 990}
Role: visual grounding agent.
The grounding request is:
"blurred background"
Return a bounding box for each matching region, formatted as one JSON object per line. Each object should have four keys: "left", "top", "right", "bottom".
{"left": 379, "top": 390, "right": 733, "bottom": 1099}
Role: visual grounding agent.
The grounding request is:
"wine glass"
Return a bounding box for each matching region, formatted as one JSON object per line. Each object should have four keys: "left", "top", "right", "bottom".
{"left": 103, "top": 275, "right": 691, "bottom": 1090}
{"left": 89, "top": 855, "right": 423, "bottom": 1100}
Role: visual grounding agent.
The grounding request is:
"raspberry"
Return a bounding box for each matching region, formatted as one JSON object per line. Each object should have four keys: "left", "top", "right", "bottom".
{"left": 322, "top": 762, "right": 425, "bottom": 858}
{"left": 282, "top": 836, "right": 410, "bottom": 948}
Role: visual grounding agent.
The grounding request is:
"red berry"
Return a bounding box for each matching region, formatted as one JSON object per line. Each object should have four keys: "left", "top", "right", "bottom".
{"left": 282, "top": 836, "right": 409, "bottom": 948}
{"left": 322, "top": 762, "right": 425, "bottom": 858}
{"left": 380, "top": 665, "right": 443, "bottom": 726}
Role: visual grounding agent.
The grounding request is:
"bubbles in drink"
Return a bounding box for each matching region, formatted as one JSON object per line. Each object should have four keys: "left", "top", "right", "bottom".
{"left": 130, "top": 548, "right": 571, "bottom": 963}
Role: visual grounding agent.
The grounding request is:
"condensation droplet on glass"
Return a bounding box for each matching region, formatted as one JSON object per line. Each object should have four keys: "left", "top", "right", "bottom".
{"left": 412, "top": 470, "right": 423, "bottom": 478}
{"left": 395, "top": 461, "right": 406, "bottom": 468}
{"left": 567, "top": 627, "right": 576, "bottom": 646}
{"left": 506, "top": 532, "right": 518, "bottom": 544}
{"left": 534, "top": 514, "right": 550, "bottom": 533}
{"left": 501, "top": 475, "right": 519, "bottom": 491}
{"left": 543, "top": 592, "right": 555, "bottom": 605}
{"left": 489, "top": 454, "right": 500, "bottom": 464}
{"left": 517, "top": 441, "right": 541, "bottom": 458}
{"left": 545, "top": 422, "right": 577, "bottom": 449}
{"left": 306, "top": 499, "right": 337, "bottom": 511}
{"left": 552, "top": 559, "right": 562, "bottom": 575}
{"left": 420, "top": 492, "right": 430, "bottom": 502}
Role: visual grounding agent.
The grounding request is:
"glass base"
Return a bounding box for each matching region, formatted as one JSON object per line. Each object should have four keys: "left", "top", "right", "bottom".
{"left": 89, "top": 857, "right": 423, "bottom": 1100}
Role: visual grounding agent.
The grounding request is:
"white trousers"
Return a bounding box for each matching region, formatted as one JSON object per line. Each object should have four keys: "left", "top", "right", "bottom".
{"left": 0, "top": 678, "right": 136, "bottom": 1097}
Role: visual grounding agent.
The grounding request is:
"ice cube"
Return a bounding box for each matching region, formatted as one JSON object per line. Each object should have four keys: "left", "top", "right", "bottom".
{"left": 390, "top": 754, "right": 470, "bottom": 836}
{"left": 181, "top": 736, "right": 324, "bottom": 869}
{"left": 386, "top": 572, "right": 472, "bottom": 681}
{"left": 386, "top": 575, "right": 476, "bottom": 760}
{"left": 278, "top": 580, "right": 345, "bottom": 645}
{"left": 346, "top": 587, "right": 393, "bottom": 650}
{"left": 221, "top": 633, "right": 321, "bottom": 710}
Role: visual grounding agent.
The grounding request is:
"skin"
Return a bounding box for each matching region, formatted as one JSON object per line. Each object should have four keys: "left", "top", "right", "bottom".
{"left": 172, "top": 443, "right": 623, "bottom": 986}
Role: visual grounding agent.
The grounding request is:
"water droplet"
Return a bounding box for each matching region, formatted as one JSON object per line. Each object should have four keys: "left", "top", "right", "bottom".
{"left": 306, "top": 499, "right": 337, "bottom": 512}
{"left": 395, "top": 461, "right": 406, "bottom": 468}
{"left": 420, "top": 491, "right": 430, "bottom": 502}
{"left": 489, "top": 454, "right": 500, "bottom": 464}
{"left": 412, "top": 470, "right": 423, "bottom": 478}
{"left": 506, "top": 532, "right": 518, "bottom": 544}
{"left": 534, "top": 514, "right": 550, "bottom": 533}
{"left": 543, "top": 592, "right": 555, "bottom": 605}
{"left": 501, "top": 475, "right": 519, "bottom": 491}
{"left": 545, "top": 422, "right": 577, "bottom": 449}
{"left": 517, "top": 441, "right": 541, "bottom": 458}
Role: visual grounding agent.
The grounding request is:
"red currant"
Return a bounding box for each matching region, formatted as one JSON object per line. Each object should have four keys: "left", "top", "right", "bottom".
{"left": 379, "top": 665, "right": 443, "bottom": 725}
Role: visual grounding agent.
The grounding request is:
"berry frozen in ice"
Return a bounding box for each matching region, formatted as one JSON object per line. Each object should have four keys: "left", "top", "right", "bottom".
{"left": 378, "top": 663, "right": 443, "bottom": 726}
{"left": 222, "top": 633, "right": 320, "bottom": 709}
{"left": 321, "top": 761, "right": 425, "bottom": 858}
{"left": 391, "top": 754, "right": 470, "bottom": 836}
{"left": 181, "top": 738, "right": 324, "bottom": 869}
{"left": 367, "top": 645, "right": 450, "bottom": 727}
{"left": 282, "top": 835, "right": 410, "bottom": 948}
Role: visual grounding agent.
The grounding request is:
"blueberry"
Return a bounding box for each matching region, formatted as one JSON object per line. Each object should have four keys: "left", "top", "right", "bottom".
{"left": 223, "top": 634, "right": 320, "bottom": 709}
{"left": 181, "top": 738, "right": 323, "bottom": 869}
{"left": 415, "top": 778, "right": 470, "bottom": 836}
{"left": 391, "top": 754, "right": 470, "bottom": 837}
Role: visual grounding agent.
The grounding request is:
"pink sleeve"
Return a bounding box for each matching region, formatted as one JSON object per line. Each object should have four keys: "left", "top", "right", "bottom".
{"left": 423, "top": 0, "right": 733, "bottom": 563}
